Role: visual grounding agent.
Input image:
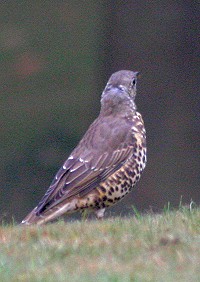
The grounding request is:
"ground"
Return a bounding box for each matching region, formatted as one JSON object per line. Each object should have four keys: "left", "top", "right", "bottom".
{"left": 0, "top": 206, "right": 199, "bottom": 281}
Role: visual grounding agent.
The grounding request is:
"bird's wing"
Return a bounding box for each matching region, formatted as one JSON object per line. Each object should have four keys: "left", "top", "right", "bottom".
{"left": 35, "top": 117, "right": 137, "bottom": 215}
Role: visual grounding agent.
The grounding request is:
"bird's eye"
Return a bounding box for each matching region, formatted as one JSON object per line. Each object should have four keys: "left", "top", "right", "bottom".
{"left": 132, "top": 79, "right": 136, "bottom": 86}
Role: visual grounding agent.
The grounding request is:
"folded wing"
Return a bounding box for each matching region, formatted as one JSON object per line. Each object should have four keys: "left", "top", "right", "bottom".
{"left": 34, "top": 116, "right": 137, "bottom": 215}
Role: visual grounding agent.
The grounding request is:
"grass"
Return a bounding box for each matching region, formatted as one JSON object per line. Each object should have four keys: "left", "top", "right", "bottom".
{"left": 0, "top": 206, "right": 199, "bottom": 282}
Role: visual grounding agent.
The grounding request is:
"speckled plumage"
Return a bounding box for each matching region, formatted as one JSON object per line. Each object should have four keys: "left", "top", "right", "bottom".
{"left": 21, "top": 70, "right": 147, "bottom": 225}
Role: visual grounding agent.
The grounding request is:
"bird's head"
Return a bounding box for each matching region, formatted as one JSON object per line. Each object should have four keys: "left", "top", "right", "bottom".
{"left": 104, "top": 70, "right": 139, "bottom": 98}
{"left": 101, "top": 70, "right": 140, "bottom": 115}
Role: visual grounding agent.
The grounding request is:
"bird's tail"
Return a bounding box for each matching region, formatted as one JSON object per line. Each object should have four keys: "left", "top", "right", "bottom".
{"left": 21, "top": 200, "right": 78, "bottom": 225}
{"left": 20, "top": 207, "right": 43, "bottom": 225}
{"left": 20, "top": 207, "right": 52, "bottom": 225}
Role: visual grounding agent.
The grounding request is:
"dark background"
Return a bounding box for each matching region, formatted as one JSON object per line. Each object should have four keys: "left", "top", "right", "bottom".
{"left": 1, "top": 2, "right": 199, "bottom": 223}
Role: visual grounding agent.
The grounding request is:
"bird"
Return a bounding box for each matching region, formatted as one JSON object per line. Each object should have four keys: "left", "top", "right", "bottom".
{"left": 21, "top": 70, "right": 147, "bottom": 225}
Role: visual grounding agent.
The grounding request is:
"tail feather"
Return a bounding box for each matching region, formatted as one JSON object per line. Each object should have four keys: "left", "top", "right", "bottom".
{"left": 20, "top": 207, "right": 48, "bottom": 225}
{"left": 21, "top": 199, "right": 78, "bottom": 225}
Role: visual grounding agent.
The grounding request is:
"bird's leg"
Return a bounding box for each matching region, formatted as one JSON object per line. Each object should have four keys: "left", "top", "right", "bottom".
{"left": 81, "top": 209, "right": 90, "bottom": 221}
{"left": 95, "top": 208, "right": 105, "bottom": 220}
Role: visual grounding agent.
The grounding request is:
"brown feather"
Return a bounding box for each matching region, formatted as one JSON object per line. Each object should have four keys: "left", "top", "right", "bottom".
{"left": 34, "top": 115, "right": 136, "bottom": 214}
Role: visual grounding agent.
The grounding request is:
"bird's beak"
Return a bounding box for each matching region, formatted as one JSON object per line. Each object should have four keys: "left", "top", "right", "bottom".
{"left": 135, "top": 71, "right": 140, "bottom": 77}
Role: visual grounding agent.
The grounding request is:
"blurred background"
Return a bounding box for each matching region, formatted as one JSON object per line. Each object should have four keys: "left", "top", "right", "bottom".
{"left": 1, "top": 1, "right": 199, "bottom": 223}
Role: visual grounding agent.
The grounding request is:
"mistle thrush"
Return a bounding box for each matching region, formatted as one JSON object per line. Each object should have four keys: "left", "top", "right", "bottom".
{"left": 21, "top": 70, "right": 147, "bottom": 225}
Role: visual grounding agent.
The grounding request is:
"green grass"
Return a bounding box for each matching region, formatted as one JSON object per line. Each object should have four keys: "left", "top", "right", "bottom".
{"left": 0, "top": 206, "right": 200, "bottom": 282}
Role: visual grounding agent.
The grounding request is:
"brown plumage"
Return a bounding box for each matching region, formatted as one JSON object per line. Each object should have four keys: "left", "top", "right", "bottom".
{"left": 21, "top": 70, "right": 147, "bottom": 225}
